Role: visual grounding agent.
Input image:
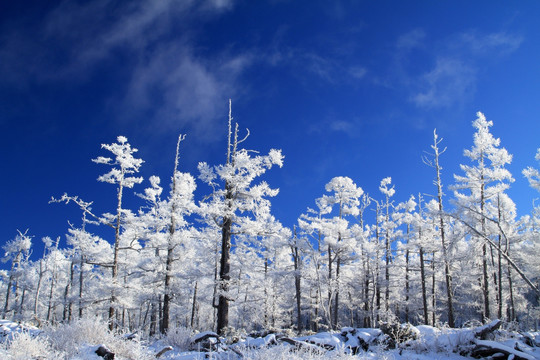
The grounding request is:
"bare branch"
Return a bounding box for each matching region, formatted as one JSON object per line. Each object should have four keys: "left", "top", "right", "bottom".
{"left": 449, "top": 211, "right": 540, "bottom": 297}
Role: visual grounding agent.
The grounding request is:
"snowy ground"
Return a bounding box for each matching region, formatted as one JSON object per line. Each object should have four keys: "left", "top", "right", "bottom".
{"left": 0, "top": 318, "right": 539, "bottom": 359}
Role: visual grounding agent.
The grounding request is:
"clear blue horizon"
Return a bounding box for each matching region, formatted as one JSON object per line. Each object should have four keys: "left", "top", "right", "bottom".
{"left": 1, "top": 1, "right": 540, "bottom": 255}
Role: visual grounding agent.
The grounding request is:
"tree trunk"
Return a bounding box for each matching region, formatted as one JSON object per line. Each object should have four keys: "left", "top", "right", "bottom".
{"left": 363, "top": 248, "right": 371, "bottom": 328}
{"left": 333, "top": 256, "right": 340, "bottom": 329}
{"left": 419, "top": 247, "right": 429, "bottom": 325}
{"left": 405, "top": 248, "right": 410, "bottom": 323}
{"left": 63, "top": 261, "right": 74, "bottom": 322}
{"left": 34, "top": 258, "right": 44, "bottom": 318}
{"left": 78, "top": 256, "right": 85, "bottom": 319}
{"left": 428, "top": 132, "right": 456, "bottom": 328}
{"left": 431, "top": 252, "right": 436, "bottom": 326}
{"left": 217, "top": 210, "right": 232, "bottom": 335}
{"left": 162, "top": 134, "right": 185, "bottom": 334}
{"left": 482, "top": 242, "right": 490, "bottom": 322}
{"left": 291, "top": 239, "right": 302, "bottom": 333}
{"left": 327, "top": 244, "right": 333, "bottom": 328}
{"left": 191, "top": 281, "right": 198, "bottom": 329}
{"left": 16, "top": 287, "right": 26, "bottom": 318}
{"left": 3, "top": 252, "right": 21, "bottom": 318}
{"left": 497, "top": 197, "right": 503, "bottom": 320}
{"left": 109, "top": 181, "right": 124, "bottom": 330}
{"left": 375, "top": 204, "right": 381, "bottom": 324}
{"left": 161, "top": 242, "right": 173, "bottom": 334}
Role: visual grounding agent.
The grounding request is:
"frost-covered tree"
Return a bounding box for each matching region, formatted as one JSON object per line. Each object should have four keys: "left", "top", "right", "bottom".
{"left": 452, "top": 112, "right": 513, "bottom": 322}
{"left": 92, "top": 136, "right": 144, "bottom": 329}
{"left": 523, "top": 148, "right": 540, "bottom": 192}
{"left": 379, "top": 177, "right": 396, "bottom": 317}
{"left": 198, "top": 101, "right": 284, "bottom": 334}
{"left": 137, "top": 134, "right": 197, "bottom": 334}
{"left": 393, "top": 195, "right": 417, "bottom": 323}
{"left": 289, "top": 225, "right": 308, "bottom": 333}
{"left": 318, "top": 176, "right": 363, "bottom": 328}
{"left": 423, "top": 129, "right": 455, "bottom": 327}
{"left": 298, "top": 199, "right": 329, "bottom": 331}
{"left": 2, "top": 230, "right": 32, "bottom": 319}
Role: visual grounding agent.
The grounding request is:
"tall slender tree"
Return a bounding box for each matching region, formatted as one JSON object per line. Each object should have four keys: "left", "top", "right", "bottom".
{"left": 319, "top": 176, "right": 363, "bottom": 328}
{"left": 379, "top": 177, "right": 395, "bottom": 317}
{"left": 452, "top": 112, "right": 513, "bottom": 322}
{"left": 2, "top": 231, "right": 32, "bottom": 319}
{"left": 423, "top": 129, "right": 455, "bottom": 327}
{"left": 93, "top": 136, "right": 144, "bottom": 329}
{"left": 198, "top": 100, "right": 284, "bottom": 334}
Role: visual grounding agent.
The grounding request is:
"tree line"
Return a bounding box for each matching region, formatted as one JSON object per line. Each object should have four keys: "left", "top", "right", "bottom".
{"left": 2, "top": 106, "right": 540, "bottom": 336}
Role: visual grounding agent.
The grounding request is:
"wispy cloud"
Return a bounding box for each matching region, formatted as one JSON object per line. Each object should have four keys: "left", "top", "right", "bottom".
{"left": 396, "top": 29, "right": 426, "bottom": 51}
{"left": 0, "top": 0, "right": 247, "bottom": 137}
{"left": 267, "top": 46, "right": 367, "bottom": 85}
{"left": 393, "top": 29, "right": 523, "bottom": 109}
{"left": 458, "top": 31, "right": 523, "bottom": 56}
{"left": 411, "top": 58, "right": 475, "bottom": 108}
{"left": 124, "top": 44, "right": 253, "bottom": 138}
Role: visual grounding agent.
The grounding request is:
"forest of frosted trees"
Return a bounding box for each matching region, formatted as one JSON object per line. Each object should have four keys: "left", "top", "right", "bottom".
{"left": 2, "top": 108, "right": 540, "bottom": 337}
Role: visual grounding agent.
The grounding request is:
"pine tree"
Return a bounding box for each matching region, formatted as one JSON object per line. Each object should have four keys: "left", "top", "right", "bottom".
{"left": 2, "top": 230, "right": 32, "bottom": 319}
{"left": 452, "top": 112, "right": 513, "bottom": 322}
{"left": 198, "top": 100, "right": 284, "bottom": 334}
{"left": 423, "top": 129, "right": 455, "bottom": 327}
{"left": 92, "top": 136, "right": 144, "bottom": 329}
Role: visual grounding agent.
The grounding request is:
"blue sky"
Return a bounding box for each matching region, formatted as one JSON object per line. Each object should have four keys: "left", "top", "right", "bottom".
{"left": 1, "top": 0, "right": 540, "bottom": 250}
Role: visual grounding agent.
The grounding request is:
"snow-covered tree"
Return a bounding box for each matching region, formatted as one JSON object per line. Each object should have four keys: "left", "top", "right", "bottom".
{"left": 318, "top": 176, "right": 363, "bottom": 328}
{"left": 92, "top": 136, "right": 144, "bottom": 329}
{"left": 2, "top": 230, "right": 32, "bottom": 319}
{"left": 379, "top": 177, "right": 396, "bottom": 318}
{"left": 198, "top": 101, "right": 284, "bottom": 334}
{"left": 452, "top": 112, "right": 514, "bottom": 322}
{"left": 137, "top": 134, "right": 197, "bottom": 334}
{"left": 523, "top": 148, "right": 540, "bottom": 192}
{"left": 423, "top": 129, "right": 455, "bottom": 327}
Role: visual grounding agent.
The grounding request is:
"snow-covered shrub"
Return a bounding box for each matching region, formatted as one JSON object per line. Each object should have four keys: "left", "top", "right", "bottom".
{"left": 105, "top": 336, "right": 154, "bottom": 360}
{"left": 0, "top": 320, "right": 41, "bottom": 342}
{"left": 410, "top": 325, "right": 475, "bottom": 354}
{"left": 43, "top": 316, "right": 111, "bottom": 351}
{"left": 164, "top": 325, "right": 192, "bottom": 350}
{"left": 3, "top": 330, "right": 62, "bottom": 360}
{"left": 43, "top": 317, "right": 154, "bottom": 360}
{"left": 239, "top": 344, "right": 388, "bottom": 359}
{"left": 379, "top": 321, "right": 419, "bottom": 348}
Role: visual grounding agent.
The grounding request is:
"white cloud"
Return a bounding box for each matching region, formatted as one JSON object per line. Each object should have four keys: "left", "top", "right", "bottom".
{"left": 393, "top": 29, "right": 523, "bottom": 109}
{"left": 124, "top": 44, "right": 252, "bottom": 138}
{"left": 329, "top": 120, "right": 355, "bottom": 133}
{"left": 412, "top": 58, "right": 476, "bottom": 109}
{"left": 458, "top": 31, "right": 523, "bottom": 56}
{"left": 267, "top": 46, "right": 366, "bottom": 86}
{"left": 396, "top": 29, "right": 426, "bottom": 50}
{"left": 348, "top": 66, "right": 367, "bottom": 80}
{"left": 0, "top": 0, "right": 245, "bottom": 136}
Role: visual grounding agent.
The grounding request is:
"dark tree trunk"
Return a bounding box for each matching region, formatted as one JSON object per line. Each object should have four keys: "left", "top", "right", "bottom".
{"left": 78, "top": 256, "right": 85, "bottom": 319}
{"left": 63, "top": 261, "right": 75, "bottom": 322}
{"left": 3, "top": 252, "right": 21, "bottom": 318}
{"left": 431, "top": 252, "right": 436, "bottom": 326}
{"left": 161, "top": 242, "right": 173, "bottom": 334}
{"left": 291, "top": 238, "right": 302, "bottom": 333}
{"left": 482, "top": 243, "right": 490, "bottom": 322}
{"left": 217, "top": 210, "right": 232, "bottom": 335}
{"left": 191, "top": 281, "right": 198, "bottom": 329}
{"left": 405, "top": 248, "right": 410, "bottom": 323}
{"left": 327, "top": 244, "right": 333, "bottom": 329}
{"left": 333, "top": 256, "right": 340, "bottom": 329}
{"left": 363, "top": 247, "right": 371, "bottom": 328}
{"left": 419, "top": 247, "right": 429, "bottom": 325}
